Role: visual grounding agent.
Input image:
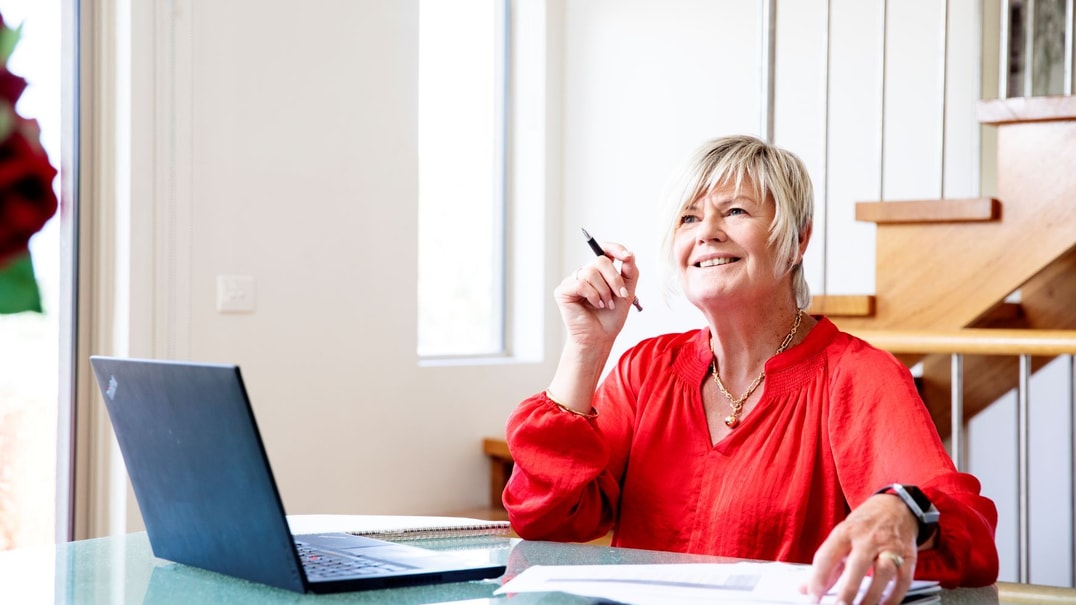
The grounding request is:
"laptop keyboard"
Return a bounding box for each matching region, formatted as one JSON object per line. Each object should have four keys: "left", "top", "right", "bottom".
{"left": 294, "top": 541, "right": 412, "bottom": 579}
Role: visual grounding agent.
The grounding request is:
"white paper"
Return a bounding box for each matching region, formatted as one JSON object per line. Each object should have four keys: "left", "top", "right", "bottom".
{"left": 495, "top": 561, "right": 940, "bottom": 605}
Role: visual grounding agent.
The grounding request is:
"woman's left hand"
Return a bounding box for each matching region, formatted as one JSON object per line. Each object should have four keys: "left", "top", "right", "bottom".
{"left": 802, "top": 494, "right": 919, "bottom": 605}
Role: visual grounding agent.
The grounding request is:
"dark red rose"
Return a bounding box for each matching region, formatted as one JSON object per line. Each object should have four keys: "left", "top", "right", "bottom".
{"left": 0, "top": 13, "right": 61, "bottom": 269}
{"left": 0, "top": 70, "right": 27, "bottom": 104}
{"left": 0, "top": 120, "right": 58, "bottom": 266}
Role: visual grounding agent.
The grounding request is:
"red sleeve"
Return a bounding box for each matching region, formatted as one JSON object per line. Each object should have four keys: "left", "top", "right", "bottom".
{"left": 828, "top": 338, "right": 999, "bottom": 587}
{"left": 502, "top": 334, "right": 656, "bottom": 543}
{"left": 502, "top": 391, "right": 621, "bottom": 542}
{"left": 917, "top": 474, "right": 1000, "bottom": 587}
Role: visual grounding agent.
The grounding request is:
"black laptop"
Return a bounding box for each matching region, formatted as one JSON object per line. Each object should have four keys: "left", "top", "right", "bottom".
{"left": 88, "top": 356, "right": 507, "bottom": 594}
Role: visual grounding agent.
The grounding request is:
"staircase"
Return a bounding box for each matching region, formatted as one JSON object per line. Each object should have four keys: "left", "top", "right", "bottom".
{"left": 813, "top": 95, "right": 1076, "bottom": 435}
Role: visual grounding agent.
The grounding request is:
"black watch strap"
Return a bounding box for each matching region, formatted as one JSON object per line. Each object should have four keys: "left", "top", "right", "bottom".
{"left": 876, "top": 483, "right": 940, "bottom": 546}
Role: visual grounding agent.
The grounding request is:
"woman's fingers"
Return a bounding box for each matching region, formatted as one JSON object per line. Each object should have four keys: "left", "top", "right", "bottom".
{"left": 879, "top": 551, "right": 914, "bottom": 605}
{"left": 803, "top": 533, "right": 847, "bottom": 601}
{"left": 829, "top": 545, "right": 873, "bottom": 605}
{"left": 562, "top": 244, "right": 637, "bottom": 311}
{"left": 578, "top": 264, "right": 629, "bottom": 310}
{"left": 805, "top": 495, "right": 919, "bottom": 605}
{"left": 596, "top": 241, "right": 639, "bottom": 294}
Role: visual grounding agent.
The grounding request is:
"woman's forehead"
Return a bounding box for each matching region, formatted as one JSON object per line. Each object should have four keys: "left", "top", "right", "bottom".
{"left": 687, "top": 174, "right": 767, "bottom": 207}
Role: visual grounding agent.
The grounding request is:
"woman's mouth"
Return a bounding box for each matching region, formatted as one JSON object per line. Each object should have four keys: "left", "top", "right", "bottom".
{"left": 696, "top": 257, "right": 739, "bottom": 268}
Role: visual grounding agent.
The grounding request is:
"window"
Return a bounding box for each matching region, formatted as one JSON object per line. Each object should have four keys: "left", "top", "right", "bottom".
{"left": 0, "top": 0, "right": 61, "bottom": 550}
{"left": 417, "top": 0, "right": 508, "bottom": 358}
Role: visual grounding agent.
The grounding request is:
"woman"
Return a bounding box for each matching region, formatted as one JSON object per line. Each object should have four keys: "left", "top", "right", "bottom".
{"left": 503, "top": 135, "right": 998, "bottom": 605}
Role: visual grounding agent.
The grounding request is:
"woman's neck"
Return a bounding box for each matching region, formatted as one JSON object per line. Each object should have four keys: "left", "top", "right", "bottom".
{"left": 703, "top": 299, "right": 805, "bottom": 389}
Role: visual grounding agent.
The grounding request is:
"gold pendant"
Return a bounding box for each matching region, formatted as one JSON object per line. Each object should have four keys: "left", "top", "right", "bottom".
{"left": 724, "top": 415, "right": 740, "bottom": 428}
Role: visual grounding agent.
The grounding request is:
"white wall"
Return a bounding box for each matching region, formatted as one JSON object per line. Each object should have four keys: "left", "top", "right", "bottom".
{"left": 97, "top": 0, "right": 1071, "bottom": 587}
{"left": 559, "top": 0, "right": 763, "bottom": 362}
{"left": 105, "top": 0, "right": 561, "bottom": 527}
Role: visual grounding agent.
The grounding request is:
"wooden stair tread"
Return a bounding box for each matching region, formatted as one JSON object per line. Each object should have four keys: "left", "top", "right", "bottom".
{"left": 979, "top": 95, "right": 1076, "bottom": 125}
{"left": 855, "top": 198, "right": 999, "bottom": 224}
{"left": 808, "top": 295, "right": 874, "bottom": 317}
{"left": 483, "top": 437, "right": 511, "bottom": 460}
{"left": 483, "top": 437, "right": 514, "bottom": 511}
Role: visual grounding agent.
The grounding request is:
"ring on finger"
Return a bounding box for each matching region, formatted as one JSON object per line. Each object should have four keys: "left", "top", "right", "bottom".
{"left": 880, "top": 551, "right": 904, "bottom": 569}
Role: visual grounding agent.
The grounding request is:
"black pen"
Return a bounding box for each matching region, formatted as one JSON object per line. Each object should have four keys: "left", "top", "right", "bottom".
{"left": 581, "top": 228, "right": 643, "bottom": 311}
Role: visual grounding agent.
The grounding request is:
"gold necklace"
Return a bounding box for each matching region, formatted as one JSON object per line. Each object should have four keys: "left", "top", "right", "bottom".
{"left": 710, "top": 310, "right": 803, "bottom": 429}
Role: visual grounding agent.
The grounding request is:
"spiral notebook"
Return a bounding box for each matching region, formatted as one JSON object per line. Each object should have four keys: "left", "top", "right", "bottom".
{"left": 287, "top": 515, "right": 513, "bottom": 541}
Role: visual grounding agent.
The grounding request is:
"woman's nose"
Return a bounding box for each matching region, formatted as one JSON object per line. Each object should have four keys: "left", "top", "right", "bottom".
{"left": 696, "top": 215, "right": 727, "bottom": 243}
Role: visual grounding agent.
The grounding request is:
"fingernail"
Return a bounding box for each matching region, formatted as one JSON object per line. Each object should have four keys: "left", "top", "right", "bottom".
{"left": 608, "top": 299, "right": 616, "bottom": 310}
{"left": 619, "top": 287, "right": 629, "bottom": 297}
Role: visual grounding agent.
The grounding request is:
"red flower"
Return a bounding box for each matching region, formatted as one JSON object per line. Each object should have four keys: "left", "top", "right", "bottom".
{"left": 0, "top": 117, "right": 58, "bottom": 266}
{"left": 0, "top": 69, "right": 26, "bottom": 103}
{"left": 0, "top": 9, "right": 59, "bottom": 269}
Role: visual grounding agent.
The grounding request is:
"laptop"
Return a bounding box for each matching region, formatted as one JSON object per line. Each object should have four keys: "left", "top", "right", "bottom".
{"left": 88, "top": 356, "right": 507, "bottom": 594}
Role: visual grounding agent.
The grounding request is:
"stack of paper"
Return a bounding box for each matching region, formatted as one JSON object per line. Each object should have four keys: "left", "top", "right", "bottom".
{"left": 495, "top": 561, "right": 941, "bottom": 605}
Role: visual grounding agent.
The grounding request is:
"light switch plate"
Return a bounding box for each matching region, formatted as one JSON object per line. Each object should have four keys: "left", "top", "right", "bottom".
{"left": 217, "top": 275, "right": 256, "bottom": 313}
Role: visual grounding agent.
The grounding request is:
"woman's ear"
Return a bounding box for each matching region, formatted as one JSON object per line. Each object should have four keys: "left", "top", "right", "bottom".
{"left": 797, "top": 222, "right": 813, "bottom": 262}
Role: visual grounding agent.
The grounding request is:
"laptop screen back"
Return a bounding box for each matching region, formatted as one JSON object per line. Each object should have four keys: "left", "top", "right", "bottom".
{"left": 89, "top": 356, "right": 306, "bottom": 592}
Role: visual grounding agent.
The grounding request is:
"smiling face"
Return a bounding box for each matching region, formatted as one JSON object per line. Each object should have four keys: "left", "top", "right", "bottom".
{"left": 674, "top": 179, "right": 786, "bottom": 310}
{"left": 659, "top": 136, "right": 815, "bottom": 311}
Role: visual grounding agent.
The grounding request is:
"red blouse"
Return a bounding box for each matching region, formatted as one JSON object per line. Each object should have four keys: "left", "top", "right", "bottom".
{"left": 504, "top": 317, "right": 998, "bottom": 587}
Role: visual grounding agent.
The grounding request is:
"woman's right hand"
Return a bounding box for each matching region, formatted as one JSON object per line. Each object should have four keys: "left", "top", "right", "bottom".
{"left": 553, "top": 241, "right": 639, "bottom": 350}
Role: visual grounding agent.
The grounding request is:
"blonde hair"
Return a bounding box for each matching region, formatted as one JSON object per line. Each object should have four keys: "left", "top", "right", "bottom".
{"left": 659, "top": 135, "right": 814, "bottom": 309}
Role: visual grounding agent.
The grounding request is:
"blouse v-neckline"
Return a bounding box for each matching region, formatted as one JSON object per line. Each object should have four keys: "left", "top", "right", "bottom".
{"left": 684, "top": 317, "right": 837, "bottom": 449}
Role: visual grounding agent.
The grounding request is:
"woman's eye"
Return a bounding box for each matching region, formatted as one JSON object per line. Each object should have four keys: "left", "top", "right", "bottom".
{"left": 679, "top": 214, "right": 700, "bottom": 225}
{"left": 727, "top": 207, "right": 746, "bottom": 216}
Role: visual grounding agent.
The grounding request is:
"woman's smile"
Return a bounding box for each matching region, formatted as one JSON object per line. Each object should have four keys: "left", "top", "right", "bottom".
{"left": 694, "top": 256, "right": 740, "bottom": 268}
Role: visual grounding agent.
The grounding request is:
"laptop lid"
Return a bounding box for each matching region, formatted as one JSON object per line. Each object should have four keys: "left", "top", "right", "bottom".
{"left": 88, "top": 356, "right": 506, "bottom": 593}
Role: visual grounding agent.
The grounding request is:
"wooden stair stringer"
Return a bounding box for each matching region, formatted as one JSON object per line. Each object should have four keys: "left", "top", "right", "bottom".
{"left": 830, "top": 97, "right": 1076, "bottom": 433}
{"left": 919, "top": 244, "right": 1076, "bottom": 436}
{"left": 836, "top": 106, "right": 1076, "bottom": 333}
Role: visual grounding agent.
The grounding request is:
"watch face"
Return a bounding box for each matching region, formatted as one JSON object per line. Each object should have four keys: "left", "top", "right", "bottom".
{"left": 902, "top": 485, "right": 929, "bottom": 505}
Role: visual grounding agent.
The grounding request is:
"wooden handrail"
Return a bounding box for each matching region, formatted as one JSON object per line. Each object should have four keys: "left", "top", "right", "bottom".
{"left": 997, "top": 581, "right": 1076, "bottom": 603}
{"left": 849, "top": 329, "right": 1076, "bottom": 356}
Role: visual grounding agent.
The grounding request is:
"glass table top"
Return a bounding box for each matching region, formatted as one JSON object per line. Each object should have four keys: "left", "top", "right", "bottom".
{"left": 0, "top": 531, "right": 1066, "bottom": 604}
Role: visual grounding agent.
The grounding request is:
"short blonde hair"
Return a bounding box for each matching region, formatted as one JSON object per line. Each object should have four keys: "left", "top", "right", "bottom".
{"left": 659, "top": 135, "right": 814, "bottom": 309}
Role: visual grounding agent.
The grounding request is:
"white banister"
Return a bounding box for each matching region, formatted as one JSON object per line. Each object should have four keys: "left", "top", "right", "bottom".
{"left": 1018, "top": 354, "right": 1031, "bottom": 583}
{"left": 1065, "top": 0, "right": 1074, "bottom": 94}
{"left": 1023, "top": 0, "right": 1036, "bottom": 97}
{"left": 951, "top": 353, "right": 965, "bottom": 471}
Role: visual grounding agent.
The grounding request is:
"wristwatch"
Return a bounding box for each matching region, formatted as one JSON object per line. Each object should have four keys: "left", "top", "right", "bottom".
{"left": 876, "top": 483, "right": 940, "bottom": 546}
